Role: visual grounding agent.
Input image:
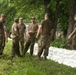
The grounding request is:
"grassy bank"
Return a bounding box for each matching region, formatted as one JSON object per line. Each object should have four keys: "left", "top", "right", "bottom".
{"left": 0, "top": 40, "right": 76, "bottom": 75}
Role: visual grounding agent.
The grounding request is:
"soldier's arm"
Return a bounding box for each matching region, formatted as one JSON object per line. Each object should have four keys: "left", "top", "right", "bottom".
{"left": 4, "top": 31, "right": 8, "bottom": 42}
{"left": 36, "top": 20, "right": 43, "bottom": 38}
{"left": 4, "top": 25, "right": 8, "bottom": 42}
{"left": 14, "top": 27, "right": 17, "bottom": 32}
{"left": 36, "top": 25, "right": 42, "bottom": 38}
{"left": 68, "top": 28, "right": 76, "bottom": 39}
{"left": 24, "top": 25, "right": 26, "bottom": 35}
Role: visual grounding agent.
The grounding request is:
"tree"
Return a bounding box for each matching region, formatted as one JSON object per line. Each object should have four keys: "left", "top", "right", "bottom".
{"left": 67, "top": 0, "right": 76, "bottom": 37}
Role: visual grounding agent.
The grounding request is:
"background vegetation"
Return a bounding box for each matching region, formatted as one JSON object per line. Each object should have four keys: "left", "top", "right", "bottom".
{"left": 0, "top": 0, "right": 76, "bottom": 49}
{"left": 0, "top": 0, "right": 76, "bottom": 36}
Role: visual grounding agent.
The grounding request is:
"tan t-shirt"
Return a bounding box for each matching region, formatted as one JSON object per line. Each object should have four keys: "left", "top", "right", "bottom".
{"left": 18, "top": 23, "right": 26, "bottom": 36}
{"left": 40, "top": 19, "right": 53, "bottom": 35}
{"left": 27, "top": 23, "right": 38, "bottom": 39}
{"left": 28, "top": 23, "right": 38, "bottom": 33}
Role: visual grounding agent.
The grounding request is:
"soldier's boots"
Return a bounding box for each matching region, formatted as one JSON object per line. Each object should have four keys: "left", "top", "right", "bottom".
{"left": 44, "top": 56, "right": 47, "bottom": 60}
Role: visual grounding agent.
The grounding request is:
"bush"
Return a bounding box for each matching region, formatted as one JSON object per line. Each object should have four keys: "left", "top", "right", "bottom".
{"left": 51, "top": 38, "right": 70, "bottom": 49}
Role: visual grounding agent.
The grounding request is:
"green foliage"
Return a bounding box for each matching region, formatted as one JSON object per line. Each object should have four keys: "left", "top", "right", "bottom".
{"left": 0, "top": 0, "right": 44, "bottom": 31}
{"left": 51, "top": 38, "right": 67, "bottom": 48}
{"left": 0, "top": 0, "right": 76, "bottom": 35}
{"left": 0, "top": 40, "right": 76, "bottom": 75}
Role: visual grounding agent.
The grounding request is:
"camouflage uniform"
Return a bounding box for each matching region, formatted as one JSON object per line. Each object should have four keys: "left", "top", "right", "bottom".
{"left": 18, "top": 23, "right": 26, "bottom": 54}
{"left": 1, "top": 25, "right": 8, "bottom": 53}
{"left": 37, "top": 19, "right": 53, "bottom": 59}
{"left": 23, "top": 23, "right": 38, "bottom": 56}
{"left": 0, "top": 21, "right": 5, "bottom": 55}
{"left": 11, "top": 22, "right": 21, "bottom": 58}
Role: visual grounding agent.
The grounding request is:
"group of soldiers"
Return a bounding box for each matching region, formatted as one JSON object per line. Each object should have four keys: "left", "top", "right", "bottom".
{"left": 0, "top": 13, "right": 54, "bottom": 60}
{"left": 0, "top": 13, "right": 76, "bottom": 60}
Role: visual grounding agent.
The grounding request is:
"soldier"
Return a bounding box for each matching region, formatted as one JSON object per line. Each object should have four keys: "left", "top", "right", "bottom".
{"left": 23, "top": 17, "right": 38, "bottom": 56}
{"left": 0, "top": 14, "right": 8, "bottom": 55}
{"left": 11, "top": 18, "right": 21, "bottom": 59}
{"left": 18, "top": 18, "right": 26, "bottom": 54}
{"left": 1, "top": 25, "right": 8, "bottom": 53}
{"left": 68, "top": 15, "right": 76, "bottom": 50}
{"left": 36, "top": 13, "right": 54, "bottom": 60}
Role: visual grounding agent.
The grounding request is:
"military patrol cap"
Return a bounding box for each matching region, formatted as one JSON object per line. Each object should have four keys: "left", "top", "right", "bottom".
{"left": 31, "top": 17, "right": 35, "bottom": 19}
{"left": 1, "top": 14, "right": 6, "bottom": 17}
{"left": 14, "top": 18, "right": 19, "bottom": 22}
{"left": 19, "top": 17, "right": 23, "bottom": 20}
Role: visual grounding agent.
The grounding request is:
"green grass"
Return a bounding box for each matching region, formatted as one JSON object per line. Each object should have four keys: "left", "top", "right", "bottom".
{"left": 0, "top": 40, "right": 76, "bottom": 75}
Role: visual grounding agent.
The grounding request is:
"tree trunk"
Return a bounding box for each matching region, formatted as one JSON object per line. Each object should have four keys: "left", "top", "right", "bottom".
{"left": 43, "top": 0, "right": 50, "bottom": 13}
{"left": 67, "top": 0, "right": 76, "bottom": 38}
{"left": 53, "top": 0, "right": 61, "bottom": 38}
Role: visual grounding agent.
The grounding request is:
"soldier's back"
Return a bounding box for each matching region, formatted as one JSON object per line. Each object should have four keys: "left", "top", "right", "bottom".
{"left": 41, "top": 19, "right": 53, "bottom": 35}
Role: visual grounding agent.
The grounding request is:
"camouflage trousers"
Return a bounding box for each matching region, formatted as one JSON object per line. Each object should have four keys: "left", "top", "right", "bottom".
{"left": 23, "top": 37, "right": 35, "bottom": 56}
{"left": 0, "top": 35, "right": 5, "bottom": 55}
{"left": 37, "top": 34, "right": 51, "bottom": 57}
{"left": 11, "top": 36, "right": 21, "bottom": 58}
{"left": 19, "top": 36, "right": 24, "bottom": 54}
